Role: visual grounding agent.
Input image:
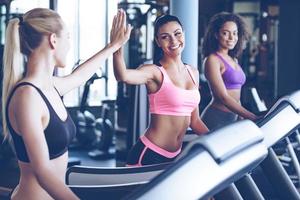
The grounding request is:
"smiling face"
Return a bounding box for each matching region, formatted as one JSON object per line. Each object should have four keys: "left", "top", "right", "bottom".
{"left": 217, "top": 21, "right": 238, "bottom": 51}
{"left": 155, "top": 21, "right": 185, "bottom": 58}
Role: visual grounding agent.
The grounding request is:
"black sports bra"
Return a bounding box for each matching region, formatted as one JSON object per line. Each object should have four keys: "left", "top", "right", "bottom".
{"left": 5, "top": 82, "right": 76, "bottom": 163}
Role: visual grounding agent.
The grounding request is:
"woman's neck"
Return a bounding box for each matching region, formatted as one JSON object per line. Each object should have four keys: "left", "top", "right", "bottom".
{"left": 160, "top": 56, "right": 185, "bottom": 71}
{"left": 25, "top": 52, "right": 55, "bottom": 89}
{"left": 216, "top": 48, "right": 229, "bottom": 56}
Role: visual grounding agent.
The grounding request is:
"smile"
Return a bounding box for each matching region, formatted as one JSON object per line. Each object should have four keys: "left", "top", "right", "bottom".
{"left": 169, "top": 45, "right": 180, "bottom": 50}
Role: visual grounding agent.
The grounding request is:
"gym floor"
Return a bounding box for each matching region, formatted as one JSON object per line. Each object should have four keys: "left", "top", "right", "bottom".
{"left": 68, "top": 148, "right": 116, "bottom": 167}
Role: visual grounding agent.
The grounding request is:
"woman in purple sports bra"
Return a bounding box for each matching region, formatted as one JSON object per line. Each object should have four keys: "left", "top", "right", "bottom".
{"left": 201, "top": 12, "right": 258, "bottom": 130}
{"left": 111, "top": 11, "right": 209, "bottom": 166}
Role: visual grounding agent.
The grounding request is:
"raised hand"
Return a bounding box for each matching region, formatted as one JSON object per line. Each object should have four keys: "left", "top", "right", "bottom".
{"left": 110, "top": 9, "right": 132, "bottom": 49}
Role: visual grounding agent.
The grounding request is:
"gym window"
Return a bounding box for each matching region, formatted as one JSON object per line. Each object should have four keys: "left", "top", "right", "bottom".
{"left": 56, "top": 0, "right": 118, "bottom": 107}
{"left": 4, "top": 0, "right": 118, "bottom": 107}
{"left": 4, "top": 0, "right": 49, "bottom": 44}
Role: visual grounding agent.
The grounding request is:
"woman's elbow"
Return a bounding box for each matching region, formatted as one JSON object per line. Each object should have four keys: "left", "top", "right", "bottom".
{"left": 216, "top": 93, "right": 230, "bottom": 104}
{"left": 117, "top": 77, "right": 131, "bottom": 84}
{"left": 115, "top": 76, "right": 124, "bottom": 82}
{"left": 33, "top": 165, "right": 52, "bottom": 186}
{"left": 190, "top": 119, "right": 199, "bottom": 130}
{"left": 115, "top": 73, "right": 127, "bottom": 82}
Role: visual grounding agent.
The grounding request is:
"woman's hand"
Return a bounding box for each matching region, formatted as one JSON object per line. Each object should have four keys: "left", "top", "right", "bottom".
{"left": 110, "top": 9, "right": 132, "bottom": 50}
{"left": 250, "top": 113, "right": 260, "bottom": 121}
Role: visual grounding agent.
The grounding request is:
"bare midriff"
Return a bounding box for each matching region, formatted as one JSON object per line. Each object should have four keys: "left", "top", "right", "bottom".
{"left": 11, "top": 152, "right": 68, "bottom": 200}
{"left": 144, "top": 114, "right": 191, "bottom": 152}
{"left": 209, "top": 89, "right": 241, "bottom": 112}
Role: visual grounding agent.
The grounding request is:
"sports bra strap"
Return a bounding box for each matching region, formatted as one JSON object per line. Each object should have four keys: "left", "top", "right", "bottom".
{"left": 53, "top": 86, "right": 62, "bottom": 99}
{"left": 214, "top": 53, "right": 240, "bottom": 71}
{"left": 156, "top": 66, "right": 170, "bottom": 82}
{"left": 214, "top": 53, "right": 231, "bottom": 68}
{"left": 8, "top": 82, "right": 52, "bottom": 109}
{"left": 157, "top": 65, "right": 198, "bottom": 86}
{"left": 185, "top": 65, "right": 197, "bottom": 85}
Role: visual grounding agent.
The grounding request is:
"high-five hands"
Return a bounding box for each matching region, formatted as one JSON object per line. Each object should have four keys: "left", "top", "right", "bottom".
{"left": 110, "top": 9, "right": 132, "bottom": 48}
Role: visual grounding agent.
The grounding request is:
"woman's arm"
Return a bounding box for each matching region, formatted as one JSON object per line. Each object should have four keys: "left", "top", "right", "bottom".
{"left": 113, "top": 49, "right": 158, "bottom": 85}
{"left": 188, "top": 66, "right": 209, "bottom": 135}
{"left": 190, "top": 107, "right": 209, "bottom": 135}
{"left": 204, "top": 55, "right": 257, "bottom": 120}
{"left": 54, "top": 10, "right": 132, "bottom": 96}
{"left": 111, "top": 12, "right": 158, "bottom": 85}
{"left": 14, "top": 87, "right": 79, "bottom": 200}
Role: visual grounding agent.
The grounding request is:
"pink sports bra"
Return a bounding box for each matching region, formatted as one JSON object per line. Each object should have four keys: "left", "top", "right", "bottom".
{"left": 148, "top": 65, "right": 200, "bottom": 116}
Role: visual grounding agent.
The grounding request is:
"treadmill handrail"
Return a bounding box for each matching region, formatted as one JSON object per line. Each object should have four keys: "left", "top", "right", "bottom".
{"left": 125, "top": 122, "right": 267, "bottom": 200}
{"left": 179, "top": 120, "right": 264, "bottom": 163}
{"left": 287, "top": 90, "right": 300, "bottom": 111}
{"left": 66, "top": 162, "right": 171, "bottom": 185}
{"left": 257, "top": 101, "right": 300, "bottom": 147}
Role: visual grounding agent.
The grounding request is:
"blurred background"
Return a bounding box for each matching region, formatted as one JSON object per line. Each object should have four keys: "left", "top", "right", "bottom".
{"left": 0, "top": 0, "right": 299, "bottom": 194}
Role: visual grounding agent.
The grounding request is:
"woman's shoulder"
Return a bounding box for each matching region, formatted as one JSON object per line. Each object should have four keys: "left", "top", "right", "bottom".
{"left": 13, "top": 82, "right": 36, "bottom": 96}
{"left": 7, "top": 87, "right": 42, "bottom": 120}
{"left": 206, "top": 53, "right": 220, "bottom": 62}
{"left": 139, "top": 63, "right": 159, "bottom": 69}
{"left": 204, "top": 54, "right": 222, "bottom": 68}
{"left": 139, "top": 63, "right": 163, "bottom": 74}
{"left": 11, "top": 82, "right": 42, "bottom": 106}
{"left": 136, "top": 63, "right": 164, "bottom": 82}
{"left": 185, "top": 64, "right": 199, "bottom": 74}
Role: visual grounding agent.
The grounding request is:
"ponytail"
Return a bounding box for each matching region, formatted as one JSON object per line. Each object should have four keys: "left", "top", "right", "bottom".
{"left": 2, "top": 8, "right": 63, "bottom": 140}
{"left": 2, "top": 18, "right": 25, "bottom": 139}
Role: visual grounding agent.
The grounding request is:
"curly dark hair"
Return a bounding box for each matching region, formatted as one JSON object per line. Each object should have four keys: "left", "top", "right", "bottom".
{"left": 153, "top": 15, "right": 183, "bottom": 66}
{"left": 202, "top": 12, "right": 249, "bottom": 58}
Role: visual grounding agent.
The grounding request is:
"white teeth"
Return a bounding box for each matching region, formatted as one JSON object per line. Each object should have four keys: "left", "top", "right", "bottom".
{"left": 170, "top": 45, "right": 179, "bottom": 50}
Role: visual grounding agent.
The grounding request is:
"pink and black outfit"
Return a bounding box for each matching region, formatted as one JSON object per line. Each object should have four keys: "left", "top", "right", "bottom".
{"left": 126, "top": 65, "right": 200, "bottom": 166}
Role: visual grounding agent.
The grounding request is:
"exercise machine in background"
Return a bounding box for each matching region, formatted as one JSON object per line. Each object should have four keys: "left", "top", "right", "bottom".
{"left": 73, "top": 70, "right": 115, "bottom": 160}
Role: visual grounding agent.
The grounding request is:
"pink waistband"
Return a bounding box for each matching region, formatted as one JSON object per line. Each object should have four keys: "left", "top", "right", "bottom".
{"left": 140, "top": 135, "right": 181, "bottom": 158}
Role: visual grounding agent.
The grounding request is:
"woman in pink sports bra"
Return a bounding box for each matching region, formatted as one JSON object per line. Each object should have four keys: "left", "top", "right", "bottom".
{"left": 111, "top": 11, "right": 209, "bottom": 166}
{"left": 201, "top": 12, "right": 258, "bottom": 130}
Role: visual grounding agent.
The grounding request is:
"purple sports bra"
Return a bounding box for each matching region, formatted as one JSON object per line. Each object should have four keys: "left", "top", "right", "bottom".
{"left": 215, "top": 53, "right": 246, "bottom": 89}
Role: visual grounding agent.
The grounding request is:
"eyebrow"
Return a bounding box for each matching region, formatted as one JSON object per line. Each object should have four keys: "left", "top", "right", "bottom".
{"left": 159, "top": 28, "right": 182, "bottom": 36}
{"left": 220, "top": 29, "right": 238, "bottom": 32}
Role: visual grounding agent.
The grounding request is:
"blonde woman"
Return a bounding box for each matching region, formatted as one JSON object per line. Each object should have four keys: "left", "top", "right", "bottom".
{"left": 2, "top": 8, "right": 131, "bottom": 200}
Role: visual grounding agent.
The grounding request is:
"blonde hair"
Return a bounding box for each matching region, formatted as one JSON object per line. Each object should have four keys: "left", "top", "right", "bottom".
{"left": 2, "top": 8, "right": 63, "bottom": 139}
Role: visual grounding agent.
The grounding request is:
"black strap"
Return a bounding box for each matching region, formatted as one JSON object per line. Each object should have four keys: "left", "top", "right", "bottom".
{"left": 7, "top": 82, "right": 52, "bottom": 110}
